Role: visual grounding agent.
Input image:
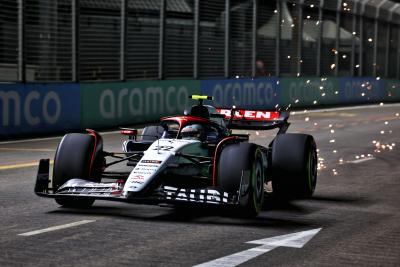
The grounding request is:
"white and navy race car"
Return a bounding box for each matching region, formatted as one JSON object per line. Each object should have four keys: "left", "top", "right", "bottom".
{"left": 35, "top": 95, "right": 317, "bottom": 216}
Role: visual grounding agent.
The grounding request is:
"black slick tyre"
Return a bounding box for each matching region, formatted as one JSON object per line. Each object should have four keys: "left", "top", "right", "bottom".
{"left": 53, "top": 133, "right": 100, "bottom": 208}
{"left": 217, "top": 143, "right": 265, "bottom": 217}
{"left": 271, "top": 133, "right": 317, "bottom": 199}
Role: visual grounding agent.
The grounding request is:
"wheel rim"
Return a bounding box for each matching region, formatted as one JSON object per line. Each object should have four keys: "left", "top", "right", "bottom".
{"left": 307, "top": 147, "right": 318, "bottom": 191}
{"left": 252, "top": 150, "right": 264, "bottom": 211}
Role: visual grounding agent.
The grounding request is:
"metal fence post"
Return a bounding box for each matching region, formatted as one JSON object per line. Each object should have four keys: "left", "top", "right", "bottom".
{"left": 224, "top": 0, "right": 230, "bottom": 78}
{"left": 335, "top": 0, "right": 341, "bottom": 77}
{"left": 194, "top": 0, "right": 199, "bottom": 79}
{"left": 17, "top": 0, "right": 25, "bottom": 82}
{"left": 120, "top": 0, "right": 127, "bottom": 81}
{"left": 397, "top": 27, "right": 400, "bottom": 79}
{"left": 350, "top": 1, "right": 357, "bottom": 77}
{"left": 297, "top": 0, "right": 304, "bottom": 76}
{"left": 158, "top": 0, "right": 166, "bottom": 80}
{"left": 373, "top": 0, "right": 387, "bottom": 77}
{"left": 251, "top": 0, "right": 257, "bottom": 77}
{"left": 387, "top": 4, "right": 399, "bottom": 78}
{"left": 359, "top": 1, "right": 366, "bottom": 77}
{"left": 72, "top": 0, "right": 79, "bottom": 82}
{"left": 275, "top": 0, "right": 281, "bottom": 77}
{"left": 317, "top": 0, "right": 323, "bottom": 77}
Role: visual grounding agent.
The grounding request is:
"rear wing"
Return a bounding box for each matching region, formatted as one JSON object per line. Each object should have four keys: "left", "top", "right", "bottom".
{"left": 216, "top": 108, "right": 290, "bottom": 133}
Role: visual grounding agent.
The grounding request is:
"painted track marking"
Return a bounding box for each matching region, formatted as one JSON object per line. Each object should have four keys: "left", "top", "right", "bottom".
{"left": 0, "top": 160, "right": 53, "bottom": 171}
{"left": 347, "top": 157, "right": 375, "bottom": 164}
{"left": 0, "top": 147, "right": 55, "bottom": 152}
{"left": 18, "top": 220, "right": 96, "bottom": 236}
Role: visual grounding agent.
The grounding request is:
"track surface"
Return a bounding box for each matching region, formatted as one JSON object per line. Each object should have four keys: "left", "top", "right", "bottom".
{"left": 1, "top": 104, "right": 399, "bottom": 266}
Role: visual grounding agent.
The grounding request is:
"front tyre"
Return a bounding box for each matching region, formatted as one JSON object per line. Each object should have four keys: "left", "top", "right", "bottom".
{"left": 217, "top": 143, "right": 265, "bottom": 216}
{"left": 53, "top": 133, "right": 102, "bottom": 208}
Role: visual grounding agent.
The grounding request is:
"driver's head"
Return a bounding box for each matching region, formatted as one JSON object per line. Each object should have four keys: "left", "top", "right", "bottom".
{"left": 181, "top": 124, "right": 204, "bottom": 140}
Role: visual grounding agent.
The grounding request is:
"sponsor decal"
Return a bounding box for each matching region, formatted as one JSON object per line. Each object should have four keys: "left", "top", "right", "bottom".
{"left": 216, "top": 109, "right": 280, "bottom": 121}
{"left": 164, "top": 186, "right": 230, "bottom": 204}
{"left": 201, "top": 78, "right": 280, "bottom": 109}
{"left": 140, "top": 160, "right": 162, "bottom": 164}
{"left": 152, "top": 145, "right": 174, "bottom": 151}
{"left": 0, "top": 83, "right": 80, "bottom": 137}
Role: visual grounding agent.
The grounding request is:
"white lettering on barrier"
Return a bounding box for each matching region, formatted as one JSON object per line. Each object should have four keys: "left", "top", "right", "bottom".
{"left": 211, "top": 81, "right": 275, "bottom": 107}
{"left": 100, "top": 89, "right": 115, "bottom": 119}
{"left": 42, "top": 91, "right": 61, "bottom": 124}
{"left": 99, "top": 86, "right": 189, "bottom": 119}
{"left": 25, "top": 91, "right": 40, "bottom": 126}
{"left": 128, "top": 88, "right": 143, "bottom": 116}
{"left": 118, "top": 88, "right": 128, "bottom": 117}
{"left": 1, "top": 90, "right": 61, "bottom": 127}
{"left": 0, "top": 91, "right": 20, "bottom": 126}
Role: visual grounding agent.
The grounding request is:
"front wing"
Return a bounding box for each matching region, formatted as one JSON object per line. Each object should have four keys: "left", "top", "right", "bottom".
{"left": 35, "top": 159, "right": 244, "bottom": 206}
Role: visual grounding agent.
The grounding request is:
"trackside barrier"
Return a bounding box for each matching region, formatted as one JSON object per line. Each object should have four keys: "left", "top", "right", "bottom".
{"left": 0, "top": 83, "right": 80, "bottom": 138}
{"left": 0, "top": 77, "right": 399, "bottom": 139}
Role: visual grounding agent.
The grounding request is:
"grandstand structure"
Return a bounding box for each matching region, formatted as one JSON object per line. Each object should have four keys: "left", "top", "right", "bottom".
{"left": 1, "top": 0, "right": 400, "bottom": 82}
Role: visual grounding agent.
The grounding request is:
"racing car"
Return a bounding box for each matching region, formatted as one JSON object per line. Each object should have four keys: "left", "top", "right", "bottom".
{"left": 35, "top": 95, "right": 317, "bottom": 216}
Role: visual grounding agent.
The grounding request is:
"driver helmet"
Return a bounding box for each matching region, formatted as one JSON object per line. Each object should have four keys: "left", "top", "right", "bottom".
{"left": 181, "top": 124, "right": 204, "bottom": 140}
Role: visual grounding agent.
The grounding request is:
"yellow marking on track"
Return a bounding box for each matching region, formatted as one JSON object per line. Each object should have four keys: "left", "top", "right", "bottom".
{"left": 0, "top": 160, "right": 54, "bottom": 171}
{"left": 0, "top": 147, "right": 56, "bottom": 152}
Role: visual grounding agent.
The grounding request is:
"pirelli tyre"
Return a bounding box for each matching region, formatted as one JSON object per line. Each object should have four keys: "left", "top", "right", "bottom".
{"left": 217, "top": 143, "right": 265, "bottom": 217}
{"left": 271, "top": 133, "right": 317, "bottom": 199}
{"left": 53, "top": 133, "right": 102, "bottom": 208}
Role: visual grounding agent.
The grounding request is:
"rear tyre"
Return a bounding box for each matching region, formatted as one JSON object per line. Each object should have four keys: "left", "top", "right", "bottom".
{"left": 271, "top": 133, "right": 317, "bottom": 198}
{"left": 53, "top": 133, "right": 101, "bottom": 208}
{"left": 217, "top": 143, "right": 265, "bottom": 217}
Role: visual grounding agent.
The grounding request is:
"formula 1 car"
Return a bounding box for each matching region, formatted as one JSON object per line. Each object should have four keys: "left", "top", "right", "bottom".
{"left": 35, "top": 95, "right": 317, "bottom": 216}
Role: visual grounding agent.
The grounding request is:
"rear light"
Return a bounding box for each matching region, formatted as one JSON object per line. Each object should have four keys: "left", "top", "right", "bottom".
{"left": 120, "top": 129, "right": 137, "bottom": 140}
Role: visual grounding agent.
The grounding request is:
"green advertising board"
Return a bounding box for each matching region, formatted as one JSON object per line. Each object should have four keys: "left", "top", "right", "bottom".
{"left": 81, "top": 80, "right": 200, "bottom": 128}
{"left": 279, "top": 77, "right": 340, "bottom": 108}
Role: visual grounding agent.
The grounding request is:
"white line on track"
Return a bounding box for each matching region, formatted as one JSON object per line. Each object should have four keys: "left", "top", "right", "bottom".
{"left": 1, "top": 103, "right": 399, "bottom": 145}
{"left": 18, "top": 220, "right": 96, "bottom": 236}
{"left": 347, "top": 157, "right": 375, "bottom": 164}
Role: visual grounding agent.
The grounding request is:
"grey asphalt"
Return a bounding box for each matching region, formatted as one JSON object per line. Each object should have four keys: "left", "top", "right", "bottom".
{"left": 0, "top": 104, "right": 399, "bottom": 266}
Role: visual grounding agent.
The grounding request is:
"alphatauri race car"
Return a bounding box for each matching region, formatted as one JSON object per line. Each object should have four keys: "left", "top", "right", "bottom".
{"left": 35, "top": 95, "right": 317, "bottom": 216}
